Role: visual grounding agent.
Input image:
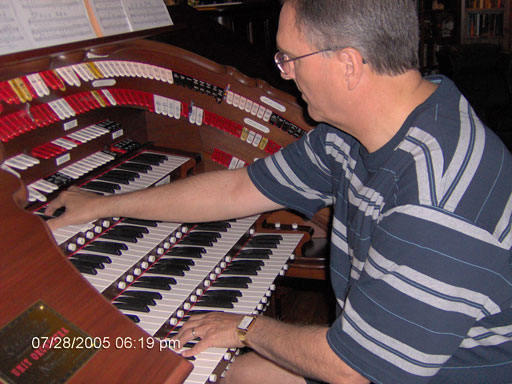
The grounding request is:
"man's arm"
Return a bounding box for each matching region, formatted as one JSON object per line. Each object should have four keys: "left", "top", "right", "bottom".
{"left": 175, "top": 312, "right": 370, "bottom": 384}
{"left": 46, "top": 167, "right": 283, "bottom": 230}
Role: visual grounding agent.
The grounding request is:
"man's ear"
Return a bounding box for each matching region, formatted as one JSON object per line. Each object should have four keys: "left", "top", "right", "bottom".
{"left": 336, "top": 48, "right": 365, "bottom": 90}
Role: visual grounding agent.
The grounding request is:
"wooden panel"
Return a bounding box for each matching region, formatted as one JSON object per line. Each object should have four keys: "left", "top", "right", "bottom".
{"left": 0, "top": 165, "right": 192, "bottom": 383}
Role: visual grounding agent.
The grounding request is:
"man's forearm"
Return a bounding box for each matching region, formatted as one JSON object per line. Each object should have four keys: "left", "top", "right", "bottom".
{"left": 47, "top": 167, "right": 282, "bottom": 229}
{"left": 102, "top": 168, "right": 280, "bottom": 222}
{"left": 247, "top": 316, "right": 369, "bottom": 384}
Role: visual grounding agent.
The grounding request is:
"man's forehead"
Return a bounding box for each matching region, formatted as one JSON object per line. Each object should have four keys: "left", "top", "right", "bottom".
{"left": 276, "top": 3, "right": 304, "bottom": 51}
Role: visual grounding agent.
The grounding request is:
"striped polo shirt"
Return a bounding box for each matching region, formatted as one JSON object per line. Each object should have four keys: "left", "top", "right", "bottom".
{"left": 248, "top": 75, "right": 512, "bottom": 383}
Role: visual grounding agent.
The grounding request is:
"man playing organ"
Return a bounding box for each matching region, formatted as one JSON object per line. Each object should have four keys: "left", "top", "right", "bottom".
{"left": 46, "top": 0, "right": 512, "bottom": 383}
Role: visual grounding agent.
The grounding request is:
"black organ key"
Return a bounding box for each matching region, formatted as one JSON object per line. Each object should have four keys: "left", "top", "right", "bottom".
{"left": 117, "top": 162, "right": 152, "bottom": 173}
{"left": 131, "top": 153, "right": 167, "bottom": 165}
{"left": 202, "top": 289, "right": 242, "bottom": 299}
{"left": 147, "top": 265, "right": 186, "bottom": 276}
{"left": 132, "top": 276, "right": 176, "bottom": 290}
{"left": 196, "top": 296, "right": 235, "bottom": 309}
{"left": 237, "top": 249, "right": 272, "bottom": 259}
{"left": 84, "top": 241, "right": 128, "bottom": 255}
{"left": 72, "top": 253, "right": 112, "bottom": 264}
{"left": 114, "top": 296, "right": 158, "bottom": 307}
{"left": 229, "top": 260, "right": 265, "bottom": 268}
{"left": 252, "top": 234, "right": 282, "bottom": 240}
{"left": 37, "top": 206, "right": 66, "bottom": 220}
{"left": 100, "top": 232, "right": 138, "bottom": 243}
{"left": 167, "top": 246, "right": 205, "bottom": 258}
{"left": 107, "top": 169, "right": 140, "bottom": 179}
{"left": 122, "top": 218, "right": 160, "bottom": 227}
{"left": 114, "top": 225, "right": 149, "bottom": 235}
{"left": 211, "top": 276, "right": 252, "bottom": 288}
{"left": 125, "top": 314, "right": 140, "bottom": 323}
{"left": 154, "top": 258, "right": 195, "bottom": 267}
{"left": 69, "top": 258, "right": 105, "bottom": 270}
{"left": 244, "top": 241, "right": 278, "bottom": 248}
{"left": 120, "top": 290, "right": 162, "bottom": 301}
{"left": 52, "top": 207, "right": 66, "bottom": 217}
{"left": 82, "top": 181, "right": 120, "bottom": 194}
{"left": 221, "top": 265, "right": 259, "bottom": 276}
{"left": 193, "top": 222, "right": 231, "bottom": 231}
{"left": 186, "top": 310, "right": 214, "bottom": 316}
{"left": 69, "top": 259, "right": 97, "bottom": 275}
{"left": 99, "top": 171, "right": 137, "bottom": 183}
{"left": 113, "top": 301, "right": 150, "bottom": 313}
{"left": 178, "top": 238, "right": 213, "bottom": 247}
{"left": 186, "top": 231, "right": 221, "bottom": 239}
{"left": 97, "top": 173, "right": 132, "bottom": 185}
{"left": 99, "top": 226, "right": 147, "bottom": 243}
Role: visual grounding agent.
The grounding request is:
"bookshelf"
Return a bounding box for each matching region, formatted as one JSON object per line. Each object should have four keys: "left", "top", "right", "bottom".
{"left": 460, "top": 0, "right": 511, "bottom": 49}
{"left": 418, "top": 0, "right": 460, "bottom": 72}
{"left": 418, "top": 0, "right": 511, "bottom": 72}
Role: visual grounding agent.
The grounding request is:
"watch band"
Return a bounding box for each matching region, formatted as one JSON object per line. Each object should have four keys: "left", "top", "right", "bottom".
{"left": 236, "top": 315, "right": 257, "bottom": 347}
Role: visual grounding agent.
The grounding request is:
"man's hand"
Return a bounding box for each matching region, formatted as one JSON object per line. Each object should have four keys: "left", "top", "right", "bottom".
{"left": 173, "top": 312, "right": 246, "bottom": 357}
{"left": 45, "top": 187, "right": 103, "bottom": 230}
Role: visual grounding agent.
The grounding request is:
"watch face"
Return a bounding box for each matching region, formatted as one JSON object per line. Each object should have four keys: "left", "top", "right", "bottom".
{"left": 238, "top": 316, "right": 254, "bottom": 330}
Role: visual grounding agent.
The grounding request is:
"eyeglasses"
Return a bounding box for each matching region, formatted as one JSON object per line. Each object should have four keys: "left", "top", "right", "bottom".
{"left": 274, "top": 48, "right": 367, "bottom": 76}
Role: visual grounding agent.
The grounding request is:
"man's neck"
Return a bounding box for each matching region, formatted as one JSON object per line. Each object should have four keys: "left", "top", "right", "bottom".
{"left": 341, "top": 70, "right": 438, "bottom": 153}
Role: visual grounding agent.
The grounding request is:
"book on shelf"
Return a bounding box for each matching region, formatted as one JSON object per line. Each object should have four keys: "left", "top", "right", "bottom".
{"left": 466, "top": 11, "right": 504, "bottom": 36}
{"left": 465, "top": 0, "right": 504, "bottom": 10}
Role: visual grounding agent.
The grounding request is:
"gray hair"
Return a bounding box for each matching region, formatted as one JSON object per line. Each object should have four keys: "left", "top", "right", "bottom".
{"left": 281, "top": 0, "right": 420, "bottom": 76}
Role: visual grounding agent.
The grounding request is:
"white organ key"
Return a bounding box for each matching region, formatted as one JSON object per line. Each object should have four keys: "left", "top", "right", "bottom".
{"left": 153, "top": 66, "right": 162, "bottom": 81}
{"left": 117, "top": 61, "right": 129, "bottom": 77}
{"left": 27, "top": 187, "right": 47, "bottom": 202}
{"left": 18, "top": 153, "right": 40, "bottom": 166}
{"left": 4, "top": 157, "right": 28, "bottom": 170}
{"left": 132, "top": 62, "right": 144, "bottom": 78}
{"left": 52, "top": 138, "right": 77, "bottom": 150}
{"left": 101, "top": 89, "right": 117, "bottom": 105}
{"left": 103, "top": 60, "right": 117, "bottom": 77}
{"left": 126, "top": 61, "right": 138, "bottom": 77}
{"left": 29, "top": 181, "right": 54, "bottom": 194}
{"left": 94, "top": 61, "right": 111, "bottom": 78}
{"left": 226, "top": 91, "right": 234, "bottom": 105}
{"left": 245, "top": 99, "right": 253, "bottom": 113}
{"left": 1, "top": 164, "right": 20, "bottom": 178}
{"left": 233, "top": 93, "right": 240, "bottom": 108}
{"left": 196, "top": 108, "right": 204, "bottom": 126}
{"left": 34, "top": 179, "right": 59, "bottom": 192}
{"left": 165, "top": 68, "right": 174, "bottom": 84}
{"left": 56, "top": 67, "right": 77, "bottom": 87}
{"left": 27, "top": 73, "right": 49, "bottom": 97}
{"left": 146, "top": 64, "right": 156, "bottom": 80}
{"left": 174, "top": 100, "right": 181, "bottom": 119}
{"left": 48, "top": 100, "right": 66, "bottom": 120}
{"left": 71, "top": 64, "right": 89, "bottom": 81}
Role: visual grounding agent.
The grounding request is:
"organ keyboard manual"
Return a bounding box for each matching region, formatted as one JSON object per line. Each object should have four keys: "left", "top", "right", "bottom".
{"left": 0, "top": 1, "right": 317, "bottom": 383}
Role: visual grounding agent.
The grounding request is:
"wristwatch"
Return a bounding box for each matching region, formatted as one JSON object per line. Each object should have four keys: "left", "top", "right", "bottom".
{"left": 236, "top": 315, "right": 257, "bottom": 347}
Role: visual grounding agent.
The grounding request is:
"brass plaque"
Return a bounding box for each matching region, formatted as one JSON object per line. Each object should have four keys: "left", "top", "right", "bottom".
{"left": 0, "top": 301, "right": 98, "bottom": 384}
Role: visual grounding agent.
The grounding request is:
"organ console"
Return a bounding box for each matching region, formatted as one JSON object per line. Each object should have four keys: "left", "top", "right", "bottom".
{"left": 0, "top": 9, "right": 321, "bottom": 383}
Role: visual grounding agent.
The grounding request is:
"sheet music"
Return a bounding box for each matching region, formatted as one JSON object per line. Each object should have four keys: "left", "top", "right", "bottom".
{"left": 88, "top": 0, "right": 130, "bottom": 36}
{"left": 0, "top": 0, "right": 32, "bottom": 55}
{"left": 0, "top": 0, "right": 172, "bottom": 56}
{"left": 13, "top": 0, "right": 96, "bottom": 46}
{"left": 122, "top": 0, "right": 172, "bottom": 31}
